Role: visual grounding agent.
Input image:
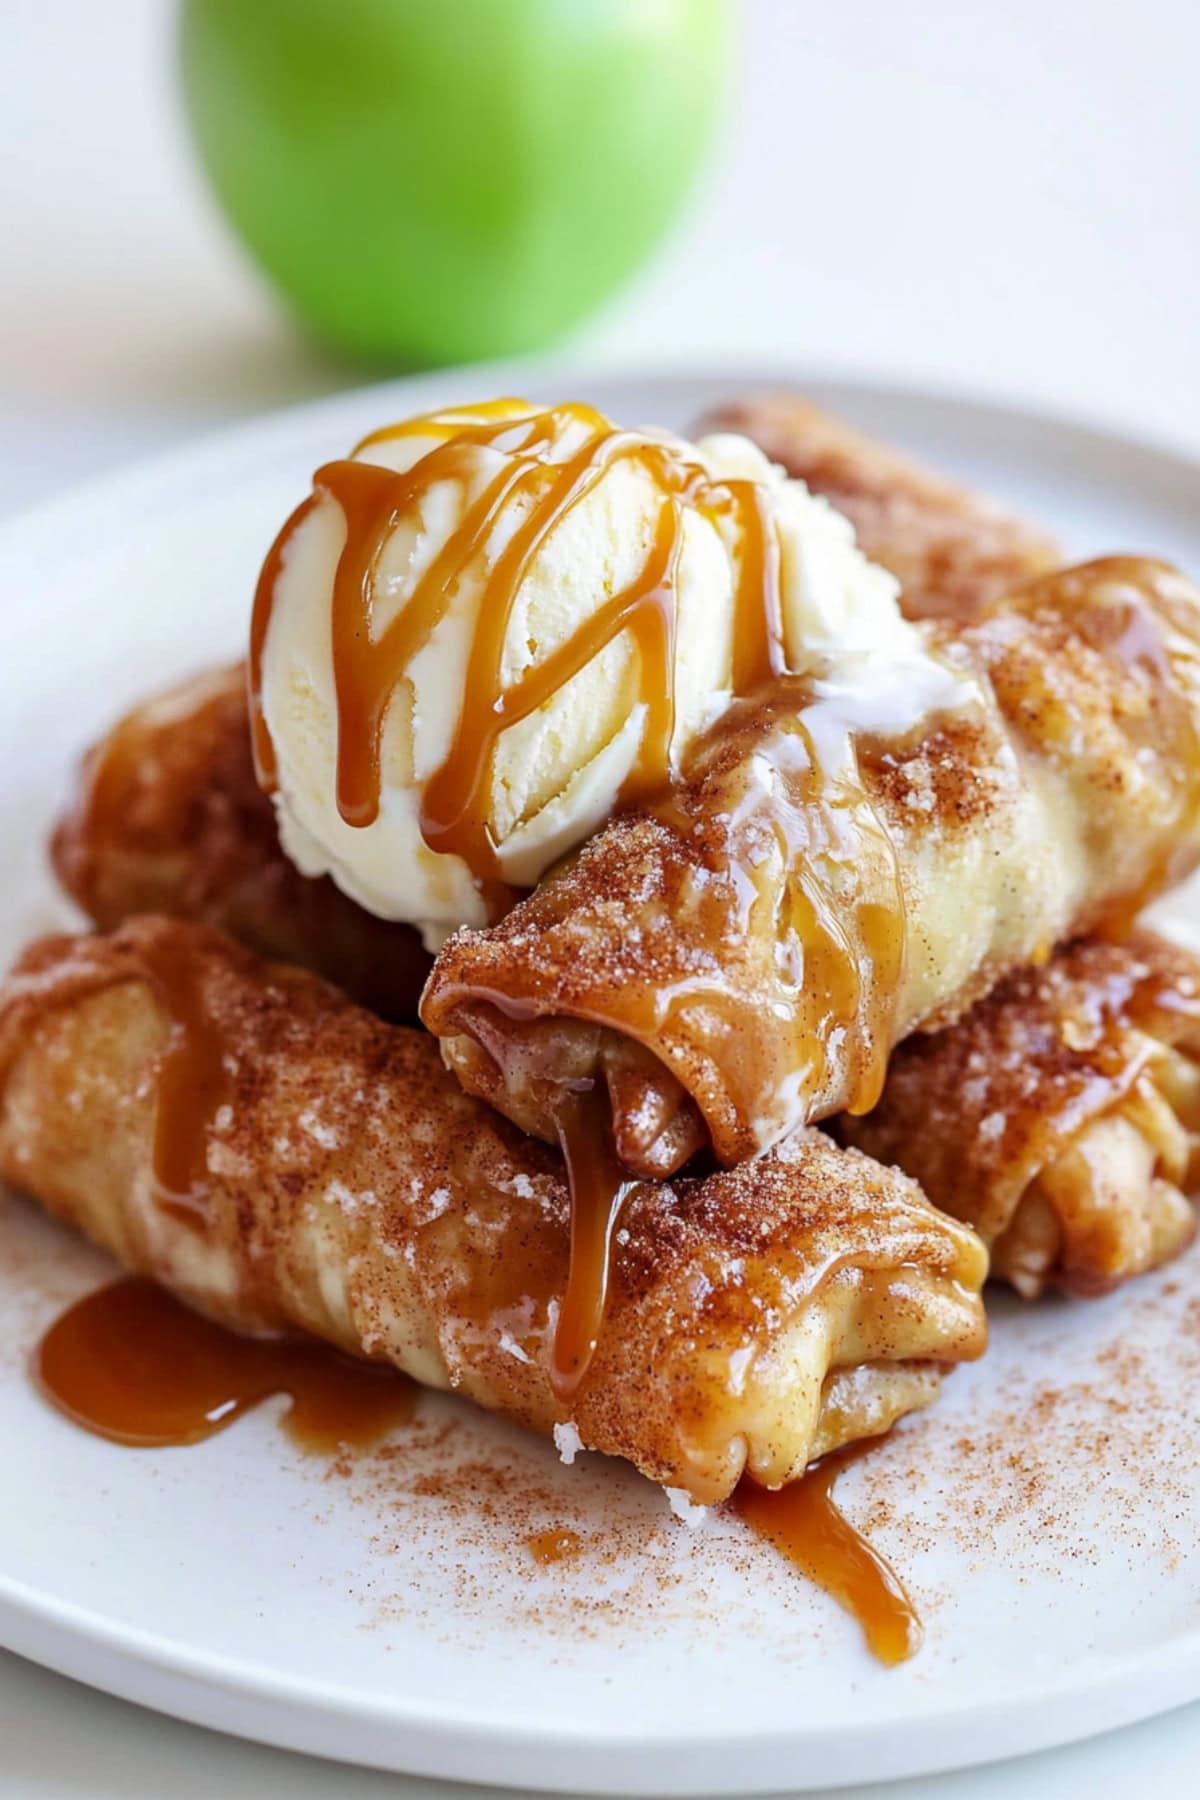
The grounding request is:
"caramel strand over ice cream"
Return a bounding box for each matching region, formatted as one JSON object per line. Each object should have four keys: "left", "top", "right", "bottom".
{"left": 249, "top": 398, "right": 913, "bottom": 947}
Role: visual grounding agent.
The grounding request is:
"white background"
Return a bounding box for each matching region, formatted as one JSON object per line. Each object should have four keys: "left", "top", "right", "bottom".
{"left": 3, "top": 0, "right": 1198, "bottom": 519}
{"left": 1, "top": 0, "right": 1198, "bottom": 1794}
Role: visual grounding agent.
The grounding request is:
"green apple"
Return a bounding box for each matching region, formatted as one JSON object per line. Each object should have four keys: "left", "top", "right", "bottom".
{"left": 179, "top": 0, "right": 732, "bottom": 365}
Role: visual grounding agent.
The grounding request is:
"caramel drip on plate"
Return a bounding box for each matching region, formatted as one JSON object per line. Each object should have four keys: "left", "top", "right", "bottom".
{"left": 525, "top": 1528, "right": 584, "bottom": 1566}
{"left": 36, "top": 1278, "right": 416, "bottom": 1453}
{"left": 549, "top": 1086, "right": 638, "bottom": 1401}
{"left": 33, "top": 1287, "right": 913, "bottom": 1661}
{"left": 248, "top": 400, "right": 787, "bottom": 889}
{"left": 733, "top": 1439, "right": 921, "bottom": 1666}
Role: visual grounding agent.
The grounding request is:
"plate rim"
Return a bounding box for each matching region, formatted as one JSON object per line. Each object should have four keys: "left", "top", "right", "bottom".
{"left": 4, "top": 1554, "right": 1200, "bottom": 1795}
{"left": 3, "top": 359, "right": 1200, "bottom": 1794}
{"left": 3, "top": 351, "right": 1200, "bottom": 569}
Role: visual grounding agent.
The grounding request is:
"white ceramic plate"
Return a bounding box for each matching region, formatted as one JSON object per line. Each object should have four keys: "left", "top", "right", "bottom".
{"left": 1, "top": 368, "right": 1199, "bottom": 1796}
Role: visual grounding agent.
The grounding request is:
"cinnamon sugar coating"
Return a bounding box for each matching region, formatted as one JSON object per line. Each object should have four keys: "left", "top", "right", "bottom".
{"left": 50, "top": 664, "right": 430, "bottom": 1020}
{"left": 424, "top": 558, "right": 1200, "bottom": 1172}
{"left": 0, "top": 918, "right": 986, "bottom": 1503}
{"left": 842, "top": 932, "right": 1200, "bottom": 1298}
{"left": 698, "top": 392, "right": 1059, "bottom": 620}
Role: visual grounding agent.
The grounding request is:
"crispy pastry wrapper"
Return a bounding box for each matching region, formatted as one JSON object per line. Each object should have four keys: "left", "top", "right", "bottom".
{"left": 422, "top": 558, "right": 1200, "bottom": 1174}
{"left": 0, "top": 919, "right": 987, "bottom": 1504}
{"left": 697, "top": 392, "right": 1059, "bottom": 620}
{"left": 841, "top": 932, "right": 1200, "bottom": 1298}
{"left": 50, "top": 664, "right": 431, "bottom": 1021}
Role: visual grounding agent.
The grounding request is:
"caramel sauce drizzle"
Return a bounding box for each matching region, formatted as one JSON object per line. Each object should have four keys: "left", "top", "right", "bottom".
{"left": 36, "top": 1278, "right": 416, "bottom": 1453}
{"left": 0, "top": 937, "right": 236, "bottom": 1229}
{"left": 133, "top": 933, "right": 233, "bottom": 1223}
{"left": 549, "top": 1087, "right": 639, "bottom": 1403}
{"left": 732, "top": 1439, "right": 921, "bottom": 1665}
{"left": 649, "top": 686, "right": 908, "bottom": 1125}
{"left": 249, "top": 399, "right": 787, "bottom": 888}
{"left": 469, "top": 689, "right": 908, "bottom": 1394}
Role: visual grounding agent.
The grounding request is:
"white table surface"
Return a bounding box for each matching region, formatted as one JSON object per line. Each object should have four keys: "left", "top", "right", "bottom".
{"left": 2, "top": 1, "right": 1198, "bottom": 1794}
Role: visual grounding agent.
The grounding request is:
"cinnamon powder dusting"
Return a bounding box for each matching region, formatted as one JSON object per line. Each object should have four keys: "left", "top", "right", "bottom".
{"left": 4, "top": 1179, "right": 1200, "bottom": 1666}
{"left": 261, "top": 1233, "right": 1200, "bottom": 1660}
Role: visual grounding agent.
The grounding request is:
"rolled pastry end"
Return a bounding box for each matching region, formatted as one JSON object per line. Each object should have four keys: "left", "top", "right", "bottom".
{"left": 581, "top": 1129, "right": 989, "bottom": 1500}
{"left": 843, "top": 933, "right": 1200, "bottom": 1299}
{"left": 435, "top": 1003, "right": 708, "bottom": 1178}
{"left": 991, "top": 1062, "right": 1199, "bottom": 1298}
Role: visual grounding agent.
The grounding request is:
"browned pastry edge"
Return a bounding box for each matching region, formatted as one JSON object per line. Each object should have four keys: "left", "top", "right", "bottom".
{"left": 698, "top": 391, "right": 1060, "bottom": 620}
{"left": 49, "top": 664, "right": 431, "bottom": 1020}
{"left": 840, "top": 931, "right": 1200, "bottom": 1296}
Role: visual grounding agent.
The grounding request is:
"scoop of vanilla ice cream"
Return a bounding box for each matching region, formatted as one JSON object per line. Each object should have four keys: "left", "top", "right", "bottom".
{"left": 256, "top": 400, "right": 912, "bottom": 948}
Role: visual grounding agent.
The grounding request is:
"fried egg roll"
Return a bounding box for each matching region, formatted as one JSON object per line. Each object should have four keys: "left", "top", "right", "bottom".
{"left": 699, "top": 392, "right": 1059, "bottom": 620}
{"left": 50, "top": 665, "right": 431, "bottom": 1021}
{"left": 422, "top": 558, "right": 1200, "bottom": 1175}
{"left": 841, "top": 932, "right": 1200, "bottom": 1298}
{"left": 0, "top": 918, "right": 987, "bottom": 1504}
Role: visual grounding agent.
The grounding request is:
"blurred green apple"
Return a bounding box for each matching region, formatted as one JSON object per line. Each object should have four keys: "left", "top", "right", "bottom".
{"left": 179, "top": 0, "right": 732, "bottom": 364}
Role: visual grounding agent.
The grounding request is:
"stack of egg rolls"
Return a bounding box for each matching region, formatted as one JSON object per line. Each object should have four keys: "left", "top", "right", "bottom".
{"left": 6, "top": 394, "right": 1196, "bottom": 1516}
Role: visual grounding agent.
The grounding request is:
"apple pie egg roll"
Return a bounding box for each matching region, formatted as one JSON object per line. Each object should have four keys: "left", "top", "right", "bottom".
{"left": 422, "top": 558, "right": 1200, "bottom": 1176}
{"left": 50, "top": 664, "right": 431, "bottom": 1020}
{"left": 698, "top": 392, "right": 1060, "bottom": 621}
{"left": 0, "top": 918, "right": 987, "bottom": 1504}
{"left": 840, "top": 932, "right": 1200, "bottom": 1298}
